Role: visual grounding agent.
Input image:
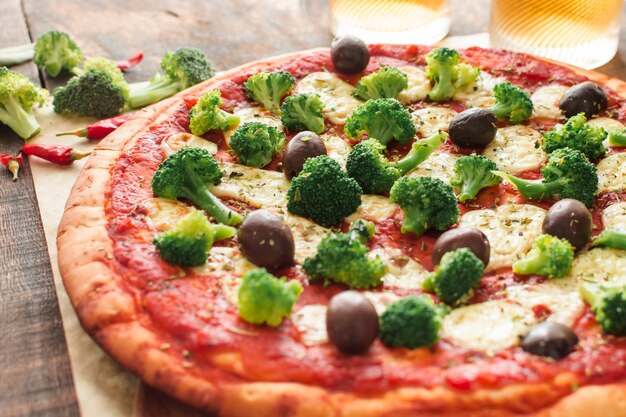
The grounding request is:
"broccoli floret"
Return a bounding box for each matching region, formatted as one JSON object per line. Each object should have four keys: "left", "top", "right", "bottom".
{"left": 152, "top": 147, "right": 242, "bottom": 226}
{"left": 491, "top": 81, "right": 533, "bottom": 124}
{"left": 153, "top": 210, "right": 235, "bottom": 267}
{"left": 389, "top": 176, "right": 459, "bottom": 236}
{"left": 128, "top": 47, "right": 215, "bottom": 109}
{"left": 353, "top": 66, "right": 408, "bottom": 101}
{"left": 379, "top": 295, "right": 446, "bottom": 348}
{"left": 344, "top": 98, "right": 416, "bottom": 146}
{"left": 450, "top": 154, "right": 502, "bottom": 202}
{"left": 33, "top": 31, "right": 84, "bottom": 77}
{"left": 512, "top": 234, "right": 574, "bottom": 278}
{"left": 425, "top": 47, "right": 480, "bottom": 102}
{"left": 580, "top": 282, "right": 626, "bottom": 336}
{"left": 0, "top": 67, "right": 48, "bottom": 139}
{"left": 303, "top": 219, "right": 386, "bottom": 289}
{"left": 189, "top": 90, "right": 240, "bottom": 136}
{"left": 541, "top": 113, "right": 607, "bottom": 161}
{"left": 280, "top": 93, "right": 325, "bottom": 134}
{"left": 229, "top": 122, "right": 286, "bottom": 168}
{"left": 53, "top": 71, "right": 126, "bottom": 117}
{"left": 287, "top": 155, "right": 362, "bottom": 227}
{"left": 607, "top": 128, "right": 626, "bottom": 147}
{"left": 237, "top": 268, "right": 303, "bottom": 327}
{"left": 493, "top": 148, "right": 598, "bottom": 208}
{"left": 244, "top": 71, "right": 295, "bottom": 114}
{"left": 591, "top": 228, "right": 626, "bottom": 250}
{"left": 79, "top": 57, "right": 130, "bottom": 99}
{"left": 423, "top": 248, "right": 484, "bottom": 305}
{"left": 346, "top": 132, "right": 447, "bottom": 194}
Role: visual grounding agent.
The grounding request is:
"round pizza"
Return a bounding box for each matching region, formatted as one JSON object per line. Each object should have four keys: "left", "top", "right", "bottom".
{"left": 57, "top": 40, "right": 626, "bottom": 416}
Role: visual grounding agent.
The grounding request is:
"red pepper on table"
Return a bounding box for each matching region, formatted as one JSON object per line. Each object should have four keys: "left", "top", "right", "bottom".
{"left": 21, "top": 144, "right": 91, "bottom": 166}
{"left": 56, "top": 113, "right": 134, "bottom": 141}
{"left": 0, "top": 153, "right": 23, "bottom": 181}
{"left": 116, "top": 52, "right": 144, "bottom": 71}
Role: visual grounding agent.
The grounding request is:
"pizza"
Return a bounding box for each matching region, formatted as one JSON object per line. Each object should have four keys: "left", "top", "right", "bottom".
{"left": 57, "top": 40, "right": 626, "bottom": 417}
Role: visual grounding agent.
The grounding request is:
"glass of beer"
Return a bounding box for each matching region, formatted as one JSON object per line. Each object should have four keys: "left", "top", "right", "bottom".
{"left": 489, "top": 0, "right": 624, "bottom": 69}
{"left": 329, "top": 0, "right": 450, "bottom": 45}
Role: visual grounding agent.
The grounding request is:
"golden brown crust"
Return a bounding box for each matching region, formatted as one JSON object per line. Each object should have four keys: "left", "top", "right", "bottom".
{"left": 58, "top": 47, "right": 626, "bottom": 417}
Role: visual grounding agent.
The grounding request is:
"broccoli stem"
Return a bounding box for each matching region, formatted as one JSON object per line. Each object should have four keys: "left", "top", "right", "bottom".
{"left": 431, "top": 64, "right": 453, "bottom": 101}
{"left": 512, "top": 250, "right": 549, "bottom": 275}
{"left": 579, "top": 282, "right": 601, "bottom": 309}
{"left": 128, "top": 78, "right": 182, "bottom": 109}
{"left": 592, "top": 229, "right": 626, "bottom": 250}
{"left": 0, "top": 96, "right": 41, "bottom": 139}
{"left": 213, "top": 223, "right": 237, "bottom": 241}
{"left": 608, "top": 129, "right": 626, "bottom": 147}
{"left": 458, "top": 177, "right": 489, "bottom": 202}
{"left": 493, "top": 170, "right": 563, "bottom": 201}
{"left": 389, "top": 132, "right": 446, "bottom": 174}
{"left": 0, "top": 43, "right": 34, "bottom": 66}
{"left": 401, "top": 211, "right": 431, "bottom": 235}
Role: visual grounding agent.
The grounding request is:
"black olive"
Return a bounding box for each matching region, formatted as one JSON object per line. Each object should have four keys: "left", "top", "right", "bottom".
{"left": 330, "top": 36, "right": 370, "bottom": 75}
{"left": 237, "top": 210, "right": 295, "bottom": 269}
{"left": 326, "top": 291, "right": 379, "bottom": 355}
{"left": 282, "top": 131, "right": 327, "bottom": 180}
{"left": 542, "top": 199, "right": 592, "bottom": 251}
{"left": 432, "top": 228, "right": 490, "bottom": 266}
{"left": 448, "top": 108, "right": 498, "bottom": 148}
{"left": 559, "top": 81, "right": 608, "bottom": 118}
{"left": 521, "top": 321, "right": 578, "bottom": 359}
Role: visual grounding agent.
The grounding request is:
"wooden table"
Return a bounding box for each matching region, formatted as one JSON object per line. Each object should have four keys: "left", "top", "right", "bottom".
{"left": 1, "top": 1, "right": 625, "bottom": 416}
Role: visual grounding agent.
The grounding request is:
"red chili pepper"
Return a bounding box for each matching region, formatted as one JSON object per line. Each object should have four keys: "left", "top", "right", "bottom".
{"left": 21, "top": 144, "right": 91, "bottom": 166}
{"left": 56, "top": 113, "right": 134, "bottom": 140}
{"left": 0, "top": 153, "right": 23, "bottom": 181}
{"left": 116, "top": 52, "right": 144, "bottom": 71}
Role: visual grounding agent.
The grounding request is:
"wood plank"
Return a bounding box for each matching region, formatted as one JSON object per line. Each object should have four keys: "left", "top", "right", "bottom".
{"left": 0, "top": 1, "right": 80, "bottom": 416}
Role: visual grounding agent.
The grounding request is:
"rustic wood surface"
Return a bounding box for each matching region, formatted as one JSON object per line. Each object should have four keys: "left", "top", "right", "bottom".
{"left": 1, "top": 0, "right": 626, "bottom": 416}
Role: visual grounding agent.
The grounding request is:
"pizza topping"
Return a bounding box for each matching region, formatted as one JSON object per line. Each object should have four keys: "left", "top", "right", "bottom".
{"left": 482, "top": 125, "right": 546, "bottom": 175}
{"left": 431, "top": 228, "right": 491, "bottom": 267}
{"left": 530, "top": 85, "right": 568, "bottom": 119}
{"left": 425, "top": 47, "right": 480, "bottom": 102}
{"left": 229, "top": 122, "right": 286, "bottom": 168}
{"left": 559, "top": 81, "right": 608, "bottom": 119}
{"left": 607, "top": 128, "right": 626, "bottom": 147}
{"left": 397, "top": 66, "right": 431, "bottom": 104}
{"left": 540, "top": 113, "right": 607, "bottom": 162}
{"left": 423, "top": 248, "right": 485, "bottom": 305}
{"left": 161, "top": 132, "right": 218, "bottom": 156}
{"left": 450, "top": 154, "right": 501, "bottom": 202}
{"left": 580, "top": 282, "right": 626, "bottom": 336}
{"left": 189, "top": 90, "right": 240, "bottom": 136}
{"left": 406, "top": 151, "right": 460, "bottom": 184}
{"left": 379, "top": 295, "right": 444, "bottom": 348}
{"left": 280, "top": 93, "right": 325, "bottom": 134}
{"left": 326, "top": 291, "right": 379, "bottom": 355}
{"left": 237, "top": 209, "right": 295, "bottom": 270}
{"left": 490, "top": 81, "right": 533, "bottom": 124}
{"left": 353, "top": 66, "right": 408, "bottom": 101}
{"left": 520, "top": 321, "right": 579, "bottom": 359}
{"left": 21, "top": 143, "right": 90, "bottom": 165}
{"left": 602, "top": 202, "right": 626, "bottom": 230}
{"left": 236, "top": 268, "right": 302, "bottom": 327}
{"left": 591, "top": 228, "right": 626, "bottom": 250}
{"left": 344, "top": 98, "right": 416, "bottom": 146}
{"left": 295, "top": 72, "right": 361, "bottom": 125}
{"left": 244, "top": 71, "right": 295, "bottom": 114}
{"left": 411, "top": 107, "right": 457, "bottom": 138}
{"left": 597, "top": 152, "right": 626, "bottom": 194}
{"left": 542, "top": 199, "right": 592, "bottom": 251}
{"left": 330, "top": 35, "right": 370, "bottom": 75}
{"left": 448, "top": 108, "right": 497, "bottom": 148}
{"left": 282, "top": 131, "right": 327, "bottom": 180}
{"left": 512, "top": 234, "right": 574, "bottom": 279}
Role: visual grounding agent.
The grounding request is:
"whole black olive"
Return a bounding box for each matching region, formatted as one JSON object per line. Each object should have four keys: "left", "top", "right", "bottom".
{"left": 432, "top": 228, "right": 491, "bottom": 266}
{"left": 542, "top": 199, "right": 592, "bottom": 251}
{"left": 448, "top": 108, "right": 498, "bottom": 148}
{"left": 326, "top": 291, "right": 379, "bottom": 355}
{"left": 282, "top": 131, "right": 327, "bottom": 180}
{"left": 237, "top": 210, "right": 295, "bottom": 269}
{"left": 559, "top": 81, "right": 608, "bottom": 118}
{"left": 330, "top": 36, "right": 370, "bottom": 75}
{"left": 521, "top": 321, "right": 578, "bottom": 359}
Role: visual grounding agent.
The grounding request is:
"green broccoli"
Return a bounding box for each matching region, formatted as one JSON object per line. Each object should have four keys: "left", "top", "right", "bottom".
{"left": 512, "top": 234, "right": 574, "bottom": 278}
{"left": 389, "top": 176, "right": 459, "bottom": 236}
{"left": 346, "top": 132, "right": 447, "bottom": 194}
{"left": 607, "top": 128, "right": 626, "bottom": 147}
{"left": 591, "top": 228, "right": 626, "bottom": 250}
{"left": 493, "top": 147, "right": 598, "bottom": 208}
{"left": 303, "top": 219, "right": 386, "bottom": 289}
{"left": 353, "top": 66, "right": 408, "bottom": 101}
{"left": 229, "top": 122, "right": 286, "bottom": 168}
{"left": 237, "top": 268, "right": 303, "bottom": 327}
{"left": 244, "top": 71, "right": 295, "bottom": 114}
{"left": 152, "top": 147, "right": 242, "bottom": 226}
{"left": 541, "top": 113, "right": 607, "bottom": 161}
{"left": 580, "top": 282, "right": 626, "bottom": 336}
{"left": 379, "top": 295, "right": 446, "bottom": 348}
{"left": 128, "top": 47, "right": 215, "bottom": 109}
{"left": 344, "top": 98, "right": 416, "bottom": 146}
{"left": 0, "top": 43, "right": 35, "bottom": 67}
{"left": 491, "top": 81, "right": 533, "bottom": 124}
{"left": 153, "top": 210, "right": 235, "bottom": 267}
{"left": 79, "top": 57, "right": 129, "bottom": 98}
{"left": 189, "top": 90, "right": 240, "bottom": 136}
{"left": 287, "top": 155, "right": 362, "bottom": 227}
{"left": 33, "top": 31, "right": 84, "bottom": 77}
{"left": 280, "top": 93, "right": 325, "bottom": 134}
{"left": 450, "top": 154, "right": 502, "bottom": 202}
{"left": 425, "top": 47, "right": 480, "bottom": 102}
{"left": 0, "top": 67, "right": 48, "bottom": 139}
{"left": 53, "top": 70, "right": 126, "bottom": 117}
{"left": 423, "top": 248, "right": 485, "bottom": 305}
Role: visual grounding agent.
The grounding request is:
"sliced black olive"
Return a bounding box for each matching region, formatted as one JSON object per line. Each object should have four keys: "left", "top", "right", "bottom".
{"left": 432, "top": 228, "right": 490, "bottom": 266}
{"left": 330, "top": 35, "right": 370, "bottom": 75}
{"left": 542, "top": 199, "right": 592, "bottom": 251}
{"left": 521, "top": 321, "right": 578, "bottom": 359}
{"left": 326, "top": 291, "right": 379, "bottom": 355}
{"left": 448, "top": 108, "right": 498, "bottom": 148}
{"left": 282, "top": 131, "right": 327, "bottom": 180}
{"left": 237, "top": 210, "right": 295, "bottom": 269}
{"left": 559, "top": 81, "right": 608, "bottom": 118}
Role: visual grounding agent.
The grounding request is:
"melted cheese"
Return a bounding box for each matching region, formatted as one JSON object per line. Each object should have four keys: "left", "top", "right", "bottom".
{"left": 483, "top": 126, "right": 547, "bottom": 175}
{"left": 161, "top": 133, "right": 218, "bottom": 156}
{"left": 453, "top": 72, "right": 505, "bottom": 109}
{"left": 194, "top": 247, "right": 256, "bottom": 305}
{"left": 141, "top": 198, "right": 194, "bottom": 232}
{"left": 597, "top": 153, "right": 626, "bottom": 193}
{"left": 566, "top": 247, "right": 626, "bottom": 284}
{"left": 587, "top": 117, "right": 626, "bottom": 148}
{"left": 406, "top": 151, "right": 461, "bottom": 184}
{"left": 603, "top": 202, "right": 626, "bottom": 229}
{"left": 347, "top": 195, "right": 397, "bottom": 223}
{"left": 283, "top": 214, "right": 329, "bottom": 263}
{"left": 397, "top": 66, "right": 431, "bottom": 104}
{"left": 292, "top": 304, "right": 328, "bottom": 346}
{"left": 361, "top": 291, "right": 401, "bottom": 315}
{"left": 223, "top": 107, "right": 282, "bottom": 142}
{"left": 411, "top": 107, "right": 457, "bottom": 138}
{"left": 322, "top": 134, "right": 352, "bottom": 168}
{"left": 371, "top": 247, "right": 429, "bottom": 289}
{"left": 530, "top": 85, "right": 567, "bottom": 119}
{"left": 296, "top": 72, "right": 361, "bottom": 125}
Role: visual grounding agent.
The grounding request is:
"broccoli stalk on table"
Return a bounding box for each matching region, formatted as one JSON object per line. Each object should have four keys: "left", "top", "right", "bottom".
{"left": 0, "top": 67, "right": 48, "bottom": 139}
{"left": 591, "top": 228, "right": 626, "bottom": 250}
{"left": 189, "top": 90, "right": 240, "bottom": 136}
{"left": 607, "top": 128, "right": 626, "bottom": 147}
{"left": 153, "top": 210, "right": 235, "bottom": 267}
{"left": 33, "top": 31, "right": 84, "bottom": 77}
{"left": 280, "top": 93, "right": 325, "bottom": 134}
{"left": 229, "top": 122, "right": 286, "bottom": 168}
{"left": 152, "top": 147, "right": 243, "bottom": 226}
{"left": 423, "top": 248, "right": 485, "bottom": 305}
{"left": 491, "top": 81, "right": 533, "bottom": 124}
{"left": 512, "top": 234, "right": 574, "bottom": 278}
{"left": 353, "top": 66, "right": 408, "bottom": 101}
{"left": 541, "top": 113, "right": 607, "bottom": 161}
{"left": 425, "top": 47, "right": 480, "bottom": 102}
{"left": 244, "top": 71, "right": 295, "bottom": 114}
{"left": 346, "top": 132, "right": 447, "bottom": 194}
{"left": 380, "top": 295, "right": 447, "bottom": 348}
{"left": 450, "top": 154, "right": 502, "bottom": 202}
{"left": 580, "top": 282, "right": 626, "bottom": 336}
{"left": 344, "top": 98, "right": 416, "bottom": 146}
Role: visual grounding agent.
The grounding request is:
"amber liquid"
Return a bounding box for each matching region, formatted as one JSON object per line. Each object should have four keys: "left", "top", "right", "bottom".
{"left": 490, "top": 0, "right": 623, "bottom": 69}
